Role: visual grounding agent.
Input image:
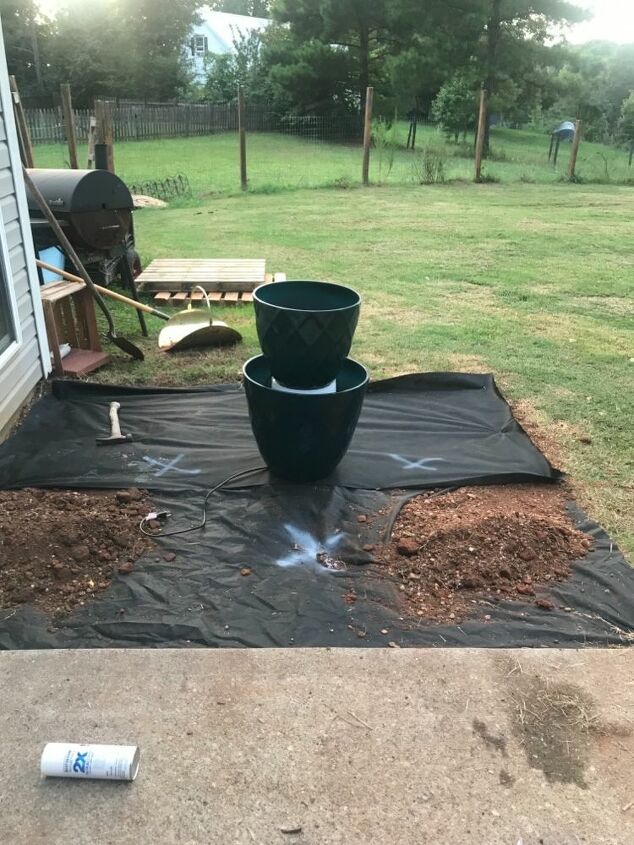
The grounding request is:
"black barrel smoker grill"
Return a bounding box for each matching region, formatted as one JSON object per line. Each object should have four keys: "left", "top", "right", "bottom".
{"left": 26, "top": 168, "right": 146, "bottom": 334}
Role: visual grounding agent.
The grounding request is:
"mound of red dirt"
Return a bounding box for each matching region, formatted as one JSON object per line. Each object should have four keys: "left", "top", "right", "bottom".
{"left": 0, "top": 488, "right": 154, "bottom": 618}
{"left": 374, "top": 485, "right": 592, "bottom": 623}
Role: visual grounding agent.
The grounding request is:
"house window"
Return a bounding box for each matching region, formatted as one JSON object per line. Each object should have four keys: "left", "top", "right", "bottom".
{"left": 191, "top": 35, "right": 208, "bottom": 57}
{"left": 0, "top": 259, "right": 16, "bottom": 358}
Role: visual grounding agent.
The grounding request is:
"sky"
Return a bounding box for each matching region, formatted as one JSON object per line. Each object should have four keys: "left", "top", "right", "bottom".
{"left": 567, "top": 1, "right": 634, "bottom": 44}
{"left": 36, "top": 1, "right": 634, "bottom": 45}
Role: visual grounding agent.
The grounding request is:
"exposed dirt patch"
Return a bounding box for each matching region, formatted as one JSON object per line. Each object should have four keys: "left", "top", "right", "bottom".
{"left": 447, "top": 353, "right": 490, "bottom": 373}
{"left": 373, "top": 484, "right": 592, "bottom": 623}
{"left": 510, "top": 398, "right": 570, "bottom": 470}
{"left": 504, "top": 660, "right": 633, "bottom": 789}
{"left": 0, "top": 488, "right": 155, "bottom": 618}
{"left": 511, "top": 676, "right": 595, "bottom": 788}
{"left": 569, "top": 295, "right": 634, "bottom": 317}
{"left": 472, "top": 718, "right": 508, "bottom": 757}
{"left": 132, "top": 194, "right": 168, "bottom": 209}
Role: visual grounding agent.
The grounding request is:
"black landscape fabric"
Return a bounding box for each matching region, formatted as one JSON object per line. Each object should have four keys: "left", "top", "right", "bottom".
{"left": 0, "top": 374, "right": 558, "bottom": 492}
{"left": 0, "top": 374, "right": 632, "bottom": 650}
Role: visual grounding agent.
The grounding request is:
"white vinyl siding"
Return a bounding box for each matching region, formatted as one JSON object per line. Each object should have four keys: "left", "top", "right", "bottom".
{"left": 0, "top": 16, "right": 50, "bottom": 434}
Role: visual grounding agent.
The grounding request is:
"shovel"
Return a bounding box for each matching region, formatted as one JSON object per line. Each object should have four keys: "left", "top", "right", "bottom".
{"left": 24, "top": 167, "right": 144, "bottom": 361}
{"left": 36, "top": 262, "right": 242, "bottom": 353}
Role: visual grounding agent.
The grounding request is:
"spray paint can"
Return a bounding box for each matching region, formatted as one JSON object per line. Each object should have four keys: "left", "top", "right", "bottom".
{"left": 40, "top": 743, "right": 140, "bottom": 781}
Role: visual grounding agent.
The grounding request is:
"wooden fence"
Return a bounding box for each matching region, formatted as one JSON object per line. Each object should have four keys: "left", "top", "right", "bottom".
{"left": 25, "top": 102, "right": 361, "bottom": 146}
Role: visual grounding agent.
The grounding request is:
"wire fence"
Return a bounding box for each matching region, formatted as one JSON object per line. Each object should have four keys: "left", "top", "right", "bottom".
{"left": 24, "top": 101, "right": 363, "bottom": 146}
{"left": 127, "top": 173, "right": 191, "bottom": 201}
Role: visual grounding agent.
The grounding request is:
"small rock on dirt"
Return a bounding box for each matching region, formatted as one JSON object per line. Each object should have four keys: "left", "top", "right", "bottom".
{"left": 116, "top": 488, "right": 144, "bottom": 504}
{"left": 240, "top": 567, "right": 252, "bottom": 577}
{"left": 163, "top": 552, "right": 177, "bottom": 562}
{"left": 117, "top": 562, "right": 135, "bottom": 575}
{"left": 397, "top": 538, "right": 420, "bottom": 557}
{"left": 70, "top": 545, "right": 90, "bottom": 562}
{"left": 57, "top": 529, "right": 80, "bottom": 547}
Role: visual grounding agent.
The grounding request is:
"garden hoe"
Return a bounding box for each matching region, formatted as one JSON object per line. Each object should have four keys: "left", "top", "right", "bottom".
{"left": 36, "top": 262, "right": 242, "bottom": 353}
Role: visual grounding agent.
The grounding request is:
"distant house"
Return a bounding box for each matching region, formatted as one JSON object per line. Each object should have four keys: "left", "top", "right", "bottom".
{"left": 189, "top": 9, "right": 272, "bottom": 82}
{"left": 0, "top": 16, "right": 51, "bottom": 437}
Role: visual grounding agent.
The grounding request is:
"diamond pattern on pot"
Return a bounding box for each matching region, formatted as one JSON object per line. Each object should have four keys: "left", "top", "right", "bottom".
{"left": 258, "top": 307, "right": 358, "bottom": 387}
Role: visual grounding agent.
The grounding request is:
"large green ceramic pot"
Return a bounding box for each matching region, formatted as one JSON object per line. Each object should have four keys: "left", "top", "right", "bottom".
{"left": 243, "top": 355, "right": 368, "bottom": 482}
{"left": 253, "top": 281, "right": 361, "bottom": 389}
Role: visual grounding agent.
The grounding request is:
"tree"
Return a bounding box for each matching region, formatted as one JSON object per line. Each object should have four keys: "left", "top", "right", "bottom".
{"left": 540, "top": 42, "right": 634, "bottom": 141}
{"left": 215, "top": 0, "right": 272, "bottom": 15}
{"left": 605, "top": 44, "right": 634, "bottom": 133}
{"left": 0, "top": 0, "right": 52, "bottom": 98}
{"left": 385, "top": 1, "right": 483, "bottom": 118}
{"left": 431, "top": 75, "right": 477, "bottom": 141}
{"left": 619, "top": 92, "right": 634, "bottom": 153}
{"left": 474, "top": 0, "right": 587, "bottom": 151}
{"left": 272, "top": 0, "right": 390, "bottom": 104}
{"left": 40, "top": 0, "right": 200, "bottom": 104}
{"left": 203, "top": 30, "right": 272, "bottom": 103}
{"left": 45, "top": 0, "right": 131, "bottom": 105}
{"left": 113, "top": 0, "right": 200, "bottom": 101}
{"left": 262, "top": 26, "right": 357, "bottom": 115}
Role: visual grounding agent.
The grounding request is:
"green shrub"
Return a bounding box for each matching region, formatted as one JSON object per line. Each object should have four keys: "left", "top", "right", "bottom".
{"left": 411, "top": 146, "right": 447, "bottom": 184}
{"left": 431, "top": 75, "right": 477, "bottom": 142}
{"left": 329, "top": 176, "right": 354, "bottom": 190}
{"left": 373, "top": 118, "right": 399, "bottom": 183}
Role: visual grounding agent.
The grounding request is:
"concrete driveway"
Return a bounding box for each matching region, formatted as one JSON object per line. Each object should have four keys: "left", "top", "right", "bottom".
{"left": 0, "top": 648, "right": 632, "bottom": 844}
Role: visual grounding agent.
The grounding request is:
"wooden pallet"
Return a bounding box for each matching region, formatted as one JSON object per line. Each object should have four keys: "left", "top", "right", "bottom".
{"left": 136, "top": 259, "right": 268, "bottom": 293}
{"left": 138, "top": 262, "right": 287, "bottom": 306}
{"left": 153, "top": 289, "right": 260, "bottom": 306}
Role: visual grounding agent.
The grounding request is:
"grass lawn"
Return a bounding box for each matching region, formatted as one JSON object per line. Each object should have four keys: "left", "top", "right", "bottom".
{"left": 33, "top": 125, "right": 634, "bottom": 197}
{"left": 69, "top": 178, "right": 634, "bottom": 560}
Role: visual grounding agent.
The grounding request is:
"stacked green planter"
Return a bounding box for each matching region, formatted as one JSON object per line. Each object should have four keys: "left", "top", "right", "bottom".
{"left": 243, "top": 281, "right": 368, "bottom": 482}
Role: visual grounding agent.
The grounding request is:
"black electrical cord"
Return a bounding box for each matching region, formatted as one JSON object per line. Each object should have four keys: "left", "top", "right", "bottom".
{"left": 139, "top": 465, "right": 267, "bottom": 539}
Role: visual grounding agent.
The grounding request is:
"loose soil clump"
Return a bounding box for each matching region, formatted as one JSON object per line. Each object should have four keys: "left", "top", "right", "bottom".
{"left": 374, "top": 484, "right": 592, "bottom": 623}
{"left": 0, "top": 488, "right": 154, "bottom": 618}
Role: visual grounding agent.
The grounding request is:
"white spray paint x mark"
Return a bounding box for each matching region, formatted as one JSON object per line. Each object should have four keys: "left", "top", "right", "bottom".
{"left": 141, "top": 454, "right": 202, "bottom": 478}
{"left": 389, "top": 454, "right": 447, "bottom": 472}
{"left": 276, "top": 524, "right": 344, "bottom": 570}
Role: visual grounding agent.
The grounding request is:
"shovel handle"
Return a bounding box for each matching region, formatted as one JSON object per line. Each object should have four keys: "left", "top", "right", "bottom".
{"left": 36, "top": 259, "right": 169, "bottom": 321}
